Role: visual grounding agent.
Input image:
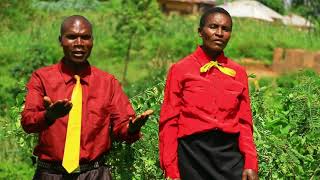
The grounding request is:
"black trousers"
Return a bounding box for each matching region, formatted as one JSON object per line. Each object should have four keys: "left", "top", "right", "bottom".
{"left": 178, "top": 129, "right": 244, "bottom": 180}
{"left": 33, "top": 166, "right": 112, "bottom": 180}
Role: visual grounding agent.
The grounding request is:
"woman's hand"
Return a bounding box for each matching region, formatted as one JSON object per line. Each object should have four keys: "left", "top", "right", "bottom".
{"left": 242, "top": 169, "right": 258, "bottom": 180}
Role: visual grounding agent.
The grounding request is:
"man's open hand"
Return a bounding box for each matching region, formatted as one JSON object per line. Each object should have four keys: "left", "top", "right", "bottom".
{"left": 44, "top": 96, "right": 72, "bottom": 124}
{"left": 128, "top": 109, "right": 154, "bottom": 133}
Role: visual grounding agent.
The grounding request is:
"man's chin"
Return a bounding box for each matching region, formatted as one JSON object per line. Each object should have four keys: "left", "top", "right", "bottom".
{"left": 69, "top": 57, "right": 87, "bottom": 64}
{"left": 209, "top": 46, "right": 224, "bottom": 53}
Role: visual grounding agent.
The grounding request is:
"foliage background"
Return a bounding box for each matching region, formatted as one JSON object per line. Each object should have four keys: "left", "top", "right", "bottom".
{"left": 1, "top": 0, "right": 320, "bottom": 179}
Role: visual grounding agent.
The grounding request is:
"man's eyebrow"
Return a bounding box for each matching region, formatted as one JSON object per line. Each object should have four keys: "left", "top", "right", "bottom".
{"left": 207, "top": 22, "right": 230, "bottom": 26}
{"left": 207, "top": 22, "right": 218, "bottom": 25}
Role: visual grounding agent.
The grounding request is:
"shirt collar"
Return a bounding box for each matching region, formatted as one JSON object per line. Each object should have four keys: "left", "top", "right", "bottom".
{"left": 193, "top": 46, "right": 228, "bottom": 67}
{"left": 58, "top": 59, "right": 91, "bottom": 84}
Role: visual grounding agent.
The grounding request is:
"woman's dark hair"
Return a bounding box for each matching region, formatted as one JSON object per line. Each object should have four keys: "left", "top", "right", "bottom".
{"left": 199, "top": 7, "right": 232, "bottom": 30}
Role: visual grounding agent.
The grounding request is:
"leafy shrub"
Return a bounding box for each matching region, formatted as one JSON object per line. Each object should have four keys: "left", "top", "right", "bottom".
{"left": 107, "top": 81, "right": 165, "bottom": 180}
{"left": 0, "top": 161, "right": 34, "bottom": 180}
{"left": 252, "top": 70, "right": 320, "bottom": 179}
{"left": 5, "top": 70, "right": 320, "bottom": 179}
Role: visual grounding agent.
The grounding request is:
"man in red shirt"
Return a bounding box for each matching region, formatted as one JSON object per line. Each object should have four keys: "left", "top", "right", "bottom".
{"left": 159, "top": 7, "right": 258, "bottom": 180}
{"left": 21, "top": 15, "right": 152, "bottom": 180}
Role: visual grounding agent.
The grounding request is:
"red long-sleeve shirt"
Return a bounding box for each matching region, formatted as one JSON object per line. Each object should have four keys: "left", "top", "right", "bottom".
{"left": 159, "top": 46, "right": 258, "bottom": 178}
{"left": 21, "top": 60, "right": 140, "bottom": 163}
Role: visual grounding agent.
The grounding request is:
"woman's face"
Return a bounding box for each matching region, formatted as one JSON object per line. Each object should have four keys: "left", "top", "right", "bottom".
{"left": 199, "top": 13, "right": 232, "bottom": 53}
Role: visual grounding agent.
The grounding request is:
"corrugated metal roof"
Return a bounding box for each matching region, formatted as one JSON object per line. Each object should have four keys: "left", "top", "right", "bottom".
{"left": 218, "top": 0, "right": 313, "bottom": 27}
{"left": 218, "top": 0, "right": 283, "bottom": 22}
{"left": 282, "top": 14, "right": 313, "bottom": 27}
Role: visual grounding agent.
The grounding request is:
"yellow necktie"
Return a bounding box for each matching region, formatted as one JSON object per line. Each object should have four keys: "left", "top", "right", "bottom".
{"left": 63, "top": 75, "right": 82, "bottom": 173}
{"left": 200, "top": 60, "right": 236, "bottom": 77}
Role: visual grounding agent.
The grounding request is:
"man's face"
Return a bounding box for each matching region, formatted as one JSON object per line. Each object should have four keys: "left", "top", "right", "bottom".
{"left": 199, "top": 13, "right": 232, "bottom": 53}
{"left": 60, "top": 19, "right": 93, "bottom": 64}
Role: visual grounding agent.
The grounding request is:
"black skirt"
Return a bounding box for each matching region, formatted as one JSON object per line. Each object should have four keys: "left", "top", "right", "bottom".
{"left": 178, "top": 129, "right": 243, "bottom": 180}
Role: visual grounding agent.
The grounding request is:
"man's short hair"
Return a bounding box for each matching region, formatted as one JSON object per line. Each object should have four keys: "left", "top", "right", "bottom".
{"left": 199, "top": 7, "right": 232, "bottom": 30}
{"left": 60, "top": 15, "right": 92, "bottom": 35}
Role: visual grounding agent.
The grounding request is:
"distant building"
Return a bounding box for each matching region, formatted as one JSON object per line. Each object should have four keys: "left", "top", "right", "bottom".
{"left": 218, "top": 0, "right": 313, "bottom": 28}
{"left": 157, "top": 0, "right": 216, "bottom": 14}
{"left": 282, "top": 14, "right": 313, "bottom": 28}
{"left": 218, "top": 0, "right": 283, "bottom": 22}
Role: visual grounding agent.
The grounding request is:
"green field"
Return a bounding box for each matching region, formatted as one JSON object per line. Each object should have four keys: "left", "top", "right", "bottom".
{"left": 1, "top": 0, "right": 320, "bottom": 179}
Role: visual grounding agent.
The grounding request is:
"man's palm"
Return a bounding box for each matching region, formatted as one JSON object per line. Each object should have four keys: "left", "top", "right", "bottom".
{"left": 44, "top": 96, "right": 72, "bottom": 121}
{"left": 128, "top": 109, "right": 153, "bottom": 133}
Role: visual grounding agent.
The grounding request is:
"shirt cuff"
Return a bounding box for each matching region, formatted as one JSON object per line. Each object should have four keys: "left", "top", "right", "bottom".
{"left": 38, "top": 111, "right": 50, "bottom": 129}
{"left": 165, "top": 165, "right": 180, "bottom": 179}
{"left": 243, "top": 155, "right": 258, "bottom": 173}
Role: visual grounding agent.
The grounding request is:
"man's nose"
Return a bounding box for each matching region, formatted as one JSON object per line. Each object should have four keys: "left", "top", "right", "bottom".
{"left": 74, "top": 37, "right": 84, "bottom": 45}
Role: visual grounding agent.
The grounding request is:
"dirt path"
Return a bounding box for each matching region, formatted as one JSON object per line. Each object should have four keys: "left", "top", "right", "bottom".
{"left": 239, "top": 58, "right": 278, "bottom": 79}
{"left": 245, "top": 65, "right": 278, "bottom": 78}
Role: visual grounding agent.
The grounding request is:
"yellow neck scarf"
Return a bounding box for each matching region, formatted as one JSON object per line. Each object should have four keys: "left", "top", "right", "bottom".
{"left": 200, "top": 60, "right": 236, "bottom": 77}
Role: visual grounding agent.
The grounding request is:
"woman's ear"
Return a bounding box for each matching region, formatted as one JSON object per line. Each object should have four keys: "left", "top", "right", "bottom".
{"left": 198, "top": 27, "right": 202, "bottom": 37}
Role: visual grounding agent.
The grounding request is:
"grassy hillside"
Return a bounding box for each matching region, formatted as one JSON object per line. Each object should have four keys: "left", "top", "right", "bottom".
{"left": 0, "top": 1, "right": 319, "bottom": 84}
{"left": 0, "top": 1, "right": 319, "bottom": 179}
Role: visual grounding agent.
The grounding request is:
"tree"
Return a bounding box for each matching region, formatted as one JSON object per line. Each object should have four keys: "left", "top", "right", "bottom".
{"left": 258, "top": 0, "right": 285, "bottom": 14}
{"left": 114, "top": 0, "right": 162, "bottom": 84}
{"left": 291, "top": 0, "right": 320, "bottom": 21}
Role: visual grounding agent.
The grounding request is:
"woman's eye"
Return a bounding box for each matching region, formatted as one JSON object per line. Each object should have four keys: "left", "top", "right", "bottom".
{"left": 223, "top": 27, "right": 231, "bottom": 32}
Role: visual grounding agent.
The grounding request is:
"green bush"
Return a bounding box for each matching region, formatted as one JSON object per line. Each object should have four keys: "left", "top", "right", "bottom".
{"left": 107, "top": 81, "right": 165, "bottom": 180}
{"left": 0, "top": 161, "right": 34, "bottom": 180}
{"left": 252, "top": 70, "right": 320, "bottom": 179}
{"left": 4, "top": 70, "right": 320, "bottom": 179}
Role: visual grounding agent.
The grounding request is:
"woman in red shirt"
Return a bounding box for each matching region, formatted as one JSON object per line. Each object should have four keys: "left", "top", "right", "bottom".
{"left": 159, "top": 7, "right": 258, "bottom": 180}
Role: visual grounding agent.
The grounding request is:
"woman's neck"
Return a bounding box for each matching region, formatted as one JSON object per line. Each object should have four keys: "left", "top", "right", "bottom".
{"left": 201, "top": 46, "right": 222, "bottom": 60}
